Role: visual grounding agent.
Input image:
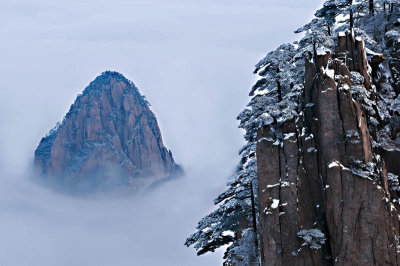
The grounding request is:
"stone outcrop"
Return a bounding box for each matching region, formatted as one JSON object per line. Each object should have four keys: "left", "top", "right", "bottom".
{"left": 256, "top": 31, "right": 400, "bottom": 265}
{"left": 34, "top": 71, "right": 180, "bottom": 192}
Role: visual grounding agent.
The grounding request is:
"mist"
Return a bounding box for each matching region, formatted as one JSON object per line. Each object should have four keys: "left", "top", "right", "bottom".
{"left": 0, "top": 0, "right": 323, "bottom": 265}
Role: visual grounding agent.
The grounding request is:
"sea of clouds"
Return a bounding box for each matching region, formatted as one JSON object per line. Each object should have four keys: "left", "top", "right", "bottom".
{"left": 0, "top": 0, "right": 323, "bottom": 265}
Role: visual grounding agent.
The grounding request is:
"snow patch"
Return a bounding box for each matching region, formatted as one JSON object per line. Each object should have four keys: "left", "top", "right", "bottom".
{"left": 328, "top": 161, "right": 349, "bottom": 171}
{"left": 284, "top": 132, "right": 296, "bottom": 140}
{"left": 271, "top": 199, "right": 280, "bottom": 209}
{"left": 328, "top": 161, "right": 340, "bottom": 168}
{"left": 281, "top": 181, "right": 290, "bottom": 187}
{"left": 222, "top": 230, "right": 235, "bottom": 237}
{"left": 324, "top": 68, "right": 335, "bottom": 80}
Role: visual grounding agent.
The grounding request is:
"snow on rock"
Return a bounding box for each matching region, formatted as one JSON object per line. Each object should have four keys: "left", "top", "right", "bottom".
{"left": 271, "top": 199, "right": 280, "bottom": 209}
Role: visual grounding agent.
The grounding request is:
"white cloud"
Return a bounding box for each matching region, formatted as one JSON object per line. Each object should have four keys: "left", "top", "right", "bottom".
{"left": 0, "top": 0, "right": 324, "bottom": 265}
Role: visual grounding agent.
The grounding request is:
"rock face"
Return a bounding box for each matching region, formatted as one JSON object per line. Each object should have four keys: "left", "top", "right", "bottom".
{"left": 34, "top": 71, "right": 180, "bottom": 192}
{"left": 185, "top": 2, "right": 400, "bottom": 265}
{"left": 256, "top": 30, "right": 400, "bottom": 265}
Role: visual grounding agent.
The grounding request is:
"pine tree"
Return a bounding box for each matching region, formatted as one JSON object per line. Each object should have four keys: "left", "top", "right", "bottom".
{"left": 314, "top": 0, "right": 352, "bottom": 35}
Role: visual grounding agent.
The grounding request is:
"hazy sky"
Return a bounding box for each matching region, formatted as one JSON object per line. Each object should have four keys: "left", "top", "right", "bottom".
{"left": 0, "top": 0, "right": 323, "bottom": 265}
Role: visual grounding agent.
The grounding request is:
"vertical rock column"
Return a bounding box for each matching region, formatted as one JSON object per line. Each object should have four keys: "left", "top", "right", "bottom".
{"left": 256, "top": 32, "right": 400, "bottom": 265}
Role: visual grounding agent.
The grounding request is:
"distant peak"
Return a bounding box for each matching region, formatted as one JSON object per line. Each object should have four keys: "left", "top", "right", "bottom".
{"left": 34, "top": 71, "right": 180, "bottom": 193}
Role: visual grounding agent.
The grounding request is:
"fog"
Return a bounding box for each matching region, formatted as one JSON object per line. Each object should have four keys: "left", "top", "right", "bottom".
{"left": 0, "top": 0, "right": 323, "bottom": 265}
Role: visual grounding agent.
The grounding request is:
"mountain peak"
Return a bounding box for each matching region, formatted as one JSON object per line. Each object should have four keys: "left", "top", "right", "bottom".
{"left": 34, "top": 72, "right": 180, "bottom": 193}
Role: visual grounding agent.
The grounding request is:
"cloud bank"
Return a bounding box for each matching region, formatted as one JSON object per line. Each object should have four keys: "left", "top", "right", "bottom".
{"left": 0, "top": 0, "right": 323, "bottom": 265}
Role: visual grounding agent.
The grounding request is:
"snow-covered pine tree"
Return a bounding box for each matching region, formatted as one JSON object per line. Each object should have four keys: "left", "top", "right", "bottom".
{"left": 314, "top": 0, "right": 352, "bottom": 35}
{"left": 184, "top": 135, "right": 259, "bottom": 264}
{"left": 186, "top": 0, "right": 400, "bottom": 264}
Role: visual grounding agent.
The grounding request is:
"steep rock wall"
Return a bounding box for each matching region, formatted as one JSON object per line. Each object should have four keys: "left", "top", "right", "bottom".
{"left": 256, "top": 31, "right": 400, "bottom": 265}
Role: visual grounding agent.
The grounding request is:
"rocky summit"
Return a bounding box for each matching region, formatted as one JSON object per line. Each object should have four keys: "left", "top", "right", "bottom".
{"left": 34, "top": 71, "right": 180, "bottom": 192}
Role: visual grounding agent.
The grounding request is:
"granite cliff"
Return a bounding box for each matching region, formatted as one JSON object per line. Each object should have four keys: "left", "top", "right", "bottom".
{"left": 256, "top": 29, "right": 400, "bottom": 265}
{"left": 34, "top": 71, "right": 180, "bottom": 192}
{"left": 187, "top": 1, "right": 400, "bottom": 265}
